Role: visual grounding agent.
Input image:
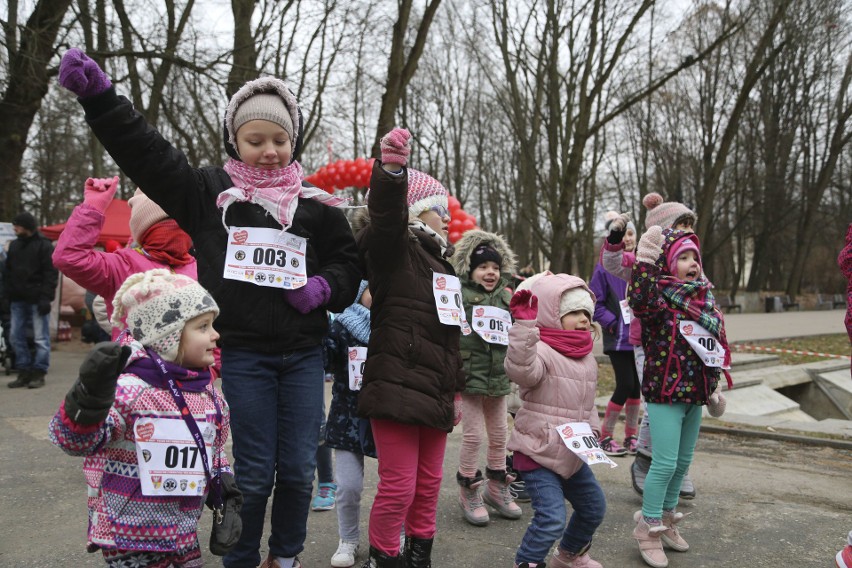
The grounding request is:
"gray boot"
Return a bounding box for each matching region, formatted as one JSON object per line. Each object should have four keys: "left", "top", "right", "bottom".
{"left": 8, "top": 369, "right": 32, "bottom": 388}
{"left": 27, "top": 370, "right": 46, "bottom": 389}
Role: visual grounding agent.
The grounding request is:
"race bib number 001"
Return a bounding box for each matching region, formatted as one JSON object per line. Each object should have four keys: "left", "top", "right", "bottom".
{"left": 223, "top": 227, "right": 308, "bottom": 290}
{"left": 134, "top": 417, "right": 214, "bottom": 496}
{"left": 432, "top": 273, "right": 471, "bottom": 335}
{"left": 555, "top": 422, "right": 617, "bottom": 468}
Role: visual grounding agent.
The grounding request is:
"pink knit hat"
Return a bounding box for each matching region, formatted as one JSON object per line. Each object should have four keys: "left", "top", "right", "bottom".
{"left": 407, "top": 169, "right": 449, "bottom": 218}
{"left": 643, "top": 192, "right": 697, "bottom": 230}
{"left": 128, "top": 188, "right": 169, "bottom": 243}
{"left": 666, "top": 234, "right": 701, "bottom": 273}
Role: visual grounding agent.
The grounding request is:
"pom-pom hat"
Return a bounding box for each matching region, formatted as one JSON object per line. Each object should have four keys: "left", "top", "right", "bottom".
{"left": 643, "top": 193, "right": 696, "bottom": 230}
{"left": 406, "top": 169, "right": 449, "bottom": 218}
{"left": 112, "top": 269, "right": 219, "bottom": 363}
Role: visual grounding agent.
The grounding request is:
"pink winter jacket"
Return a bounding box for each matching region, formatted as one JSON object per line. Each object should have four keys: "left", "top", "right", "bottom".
{"left": 53, "top": 203, "right": 197, "bottom": 338}
{"left": 505, "top": 273, "right": 601, "bottom": 479}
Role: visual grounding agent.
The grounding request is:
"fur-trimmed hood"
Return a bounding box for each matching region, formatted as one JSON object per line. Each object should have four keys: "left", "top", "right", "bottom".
{"left": 223, "top": 76, "right": 304, "bottom": 163}
{"left": 450, "top": 229, "right": 517, "bottom": 277}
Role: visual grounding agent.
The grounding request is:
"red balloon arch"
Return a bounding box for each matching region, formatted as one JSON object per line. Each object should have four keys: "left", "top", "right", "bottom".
{"left": 305, "top": 158, "right": 478, "bottom": 243}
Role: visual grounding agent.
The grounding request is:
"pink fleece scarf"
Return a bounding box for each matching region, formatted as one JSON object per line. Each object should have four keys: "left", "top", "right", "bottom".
{"left": 539, "top": 328, "right": 594, "bottom": 358}
{"left": 217, "top": 159, "right": 348, "bottom": 231}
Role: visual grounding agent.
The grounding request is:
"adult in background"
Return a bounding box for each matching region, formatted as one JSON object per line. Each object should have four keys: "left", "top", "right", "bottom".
{"left": 4, "top": 211, "right": 58, "bottom": 389}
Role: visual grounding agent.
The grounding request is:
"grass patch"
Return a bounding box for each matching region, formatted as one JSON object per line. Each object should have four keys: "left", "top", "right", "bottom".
{"left": 732, "top": 333, "right": 851, "bottom": 365}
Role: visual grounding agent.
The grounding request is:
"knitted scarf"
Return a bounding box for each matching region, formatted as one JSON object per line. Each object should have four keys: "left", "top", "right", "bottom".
{"left": 217, "top": 159, "right": 348, "bottom": 231}
{"left": 657, "top": 276, "right": 721, "bottom": 338}
{"left": 539, "top": 328, "right": 594, "bottom": 358}
{"left": 124, "top": 353, "right": 212, "bottom": 392}
{"left": 409, "top": 219, "right": 448, "bottom": 257}
{"left": 137, "top": 220, "right": 194, "bottom": 267}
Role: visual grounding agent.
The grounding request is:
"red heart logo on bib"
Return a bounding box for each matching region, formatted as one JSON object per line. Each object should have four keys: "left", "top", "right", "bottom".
{"left": 682, "top": 324, "right": 693, "bottom": 335}
{"left": 233, "top": 230, "right": 248, "bottom": 244}
{"left": 136, "top": 422, "right": 155, "bottom": 441}
{"left": 435, "top": 277, "right": 446, "bottom": 290}
{"left": 349, "top": 349, "right": 358, "bottom": 360}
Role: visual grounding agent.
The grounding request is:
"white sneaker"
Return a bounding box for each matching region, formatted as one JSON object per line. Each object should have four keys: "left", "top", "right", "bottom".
{"left": 331, "top": 539, "right": 360, "bottom": 568}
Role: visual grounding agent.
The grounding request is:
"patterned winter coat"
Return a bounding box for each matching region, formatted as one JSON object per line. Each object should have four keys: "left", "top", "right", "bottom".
{"left": 505, "top": 274, "right": 601, "bottom": 479}
{"left": 48, "top": 342, "right": 230, "bottom": 553}
{"left": 627, "top": 231, "right": 722, "bottom": 406}
{"left": 450, "top": 230, "right": 518, "bottom": 397}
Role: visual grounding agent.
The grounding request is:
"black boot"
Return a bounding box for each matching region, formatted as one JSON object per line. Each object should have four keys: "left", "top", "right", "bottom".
{"left": 27, "top": 370, "right": 46, "bottom": 389}
{"left": 8, "top": 369, "right": 32, "bottom": 388}
{"left": 360, "top": 545, "right": 401, "bottom": 568}
{"left": 403, "top": 536, "right": 433, "bottom": 568}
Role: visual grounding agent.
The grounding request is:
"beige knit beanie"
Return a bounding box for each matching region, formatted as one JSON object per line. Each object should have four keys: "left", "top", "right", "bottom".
{"left": 128, "top": 188, "right": 169, "bottom": 244}
{"left": 232, "top": 93, "right": 294, "bottom": 144}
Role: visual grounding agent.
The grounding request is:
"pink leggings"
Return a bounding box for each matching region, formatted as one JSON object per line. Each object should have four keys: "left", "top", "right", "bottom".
{"left": 458, "top": 394, "right": 508, "bottom": 477}
{"left": 369, "top": 419, "right": 448, "bottom": 556}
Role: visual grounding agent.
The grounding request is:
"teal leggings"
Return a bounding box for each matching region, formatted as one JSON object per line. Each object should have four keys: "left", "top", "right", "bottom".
{"left": 642, "top": 402, "right": 703, "bottom": 519}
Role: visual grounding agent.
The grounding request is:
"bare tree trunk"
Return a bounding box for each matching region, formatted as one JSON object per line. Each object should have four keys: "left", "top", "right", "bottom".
{"left": 228, "top": 0, "right": 260, "bottom": 97}
{"left": 0, "top": 0, "right": 73, "bottom": 219}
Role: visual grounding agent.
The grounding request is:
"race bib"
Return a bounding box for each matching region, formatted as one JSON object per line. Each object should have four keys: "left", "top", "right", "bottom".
{"left": 619, "top": 299, "right": 633, "bottom": 325}
{"left": 223, "top": 227, "right": 308, "bottom": 289}
{"left": 471, "top": 306, "right": 512, "bottom": 345}
{"left": 679, "top": 320, "right": 729, "bottom": 368}
{"left": 134, "top": 417, "right": 215, "bottom": 497}
{"left": 555, "top": 422, "right": 617, "bottom": 468}
{"left": 347, "top": 346, "right": 368, "bottom": 391}
{"left": 432, "top": 273, "right": 471, "bottom": 335}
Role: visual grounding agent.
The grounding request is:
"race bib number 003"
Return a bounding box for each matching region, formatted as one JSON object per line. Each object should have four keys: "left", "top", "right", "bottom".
{"left": 223, "top": 227, "right": 308, "bottom": 290}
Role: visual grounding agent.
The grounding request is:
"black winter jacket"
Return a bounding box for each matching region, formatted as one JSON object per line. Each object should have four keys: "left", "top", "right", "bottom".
{"left": 3, "top": 231, "right": 58, "bottom": 305}
{"left": 78, "top": 88, "right": 360, "bottom": 352}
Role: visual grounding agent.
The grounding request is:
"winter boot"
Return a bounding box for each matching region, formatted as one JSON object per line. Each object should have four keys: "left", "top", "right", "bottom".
{"left": 360, "top": 546, "right": 401, "bottom": 568}
{"left": 679, "top": 470, "right": 696, "bottom": 499}
{"left": 630, "top": 451, "right": 652, "bottom": 495}
{"left": 482, "top": 467, "right": 522, "bottom": 519}
{"left": 457, "top": 470, "right": 490, "bottom": 526}
{"left": 550, "top": 544, "right": 602, "bottom": 568}
{"left": 514, "top": 563, "right": 546, "bottom": 568}
{"left": 8, "top": 369, "right": 32, "bottom": 388}
{"left": 402, "top": 536, "right": 433, "bottom": 568}
{"left": 661, "top": 510, "right": 689, "bottom": 551}
{"left": 633, "top": 511, "right": 668, "bottom": 568}
{"left": 27, "top": 370, "right": 46, "bottom": 389}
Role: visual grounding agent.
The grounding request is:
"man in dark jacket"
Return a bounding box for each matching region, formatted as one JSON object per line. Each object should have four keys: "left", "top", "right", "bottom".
{"left": 4, "top": 212, "right": 58, "bottom": 388}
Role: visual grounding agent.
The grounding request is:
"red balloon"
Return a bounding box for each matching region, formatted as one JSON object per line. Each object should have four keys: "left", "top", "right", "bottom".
{"left": 449, "top": 231, "right": 462, "bottom": 243}
{"left": 448, "top": 196, "right": 461, "bottom": 212}
{"left": 449, "top": 218, "right": 464, "bottom": 232}
{"left": 462, "top": 218, "right": 476, "bottom": 231}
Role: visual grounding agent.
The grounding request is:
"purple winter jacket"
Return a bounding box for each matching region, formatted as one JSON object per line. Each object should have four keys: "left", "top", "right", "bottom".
{"left": 589, "top": 262, "right": 631, "bottom": 352}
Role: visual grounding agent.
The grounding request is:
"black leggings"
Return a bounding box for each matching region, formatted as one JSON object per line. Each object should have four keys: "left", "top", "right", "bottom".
{"left": 607, "top": 349, "right": 640, "bottom": 405}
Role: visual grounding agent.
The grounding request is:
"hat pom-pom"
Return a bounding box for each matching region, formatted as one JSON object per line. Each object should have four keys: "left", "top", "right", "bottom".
{"left": 643, "top": 192, "right": 663, "bottom": 210}
{"left": 604, "top": 210, "right": 619, "bottom": 222}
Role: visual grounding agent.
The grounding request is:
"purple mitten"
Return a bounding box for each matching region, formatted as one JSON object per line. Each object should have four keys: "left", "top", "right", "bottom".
{"left": 284, "top": 276, "right": 331, "bottom": 314}
{"left": 59, "top": 48, "right": 112, "bottom": 98}
{"left": 380, "top": 128, "right": 411, "bottom": 167}
{"left": 83, "top": 176, "right": 119, "bottom": 213}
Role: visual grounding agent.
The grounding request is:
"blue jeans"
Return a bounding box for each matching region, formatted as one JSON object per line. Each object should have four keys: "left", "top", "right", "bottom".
{"left": 515, "top": 464, "right": 606, "bottom": 564}
{"left": 220, "top": 346, "right": 324, "bottom": 567}
{"left": 10, "top": 301, "right": 50, "bottom": 372}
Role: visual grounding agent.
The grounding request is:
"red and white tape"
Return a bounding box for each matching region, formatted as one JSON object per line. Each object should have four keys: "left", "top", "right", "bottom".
{"left": 731, "top": 343, "right": 851, "bottom": 360}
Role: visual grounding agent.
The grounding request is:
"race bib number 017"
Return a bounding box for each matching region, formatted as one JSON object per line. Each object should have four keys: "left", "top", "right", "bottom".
{"left": 134, "top": 417, "right": 215, "bottom": 496}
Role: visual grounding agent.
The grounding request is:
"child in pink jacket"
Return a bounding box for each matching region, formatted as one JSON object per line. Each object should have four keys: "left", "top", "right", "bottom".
{"left": 506, "top": 273, "right": 605, "bottom": 568}
{"left": 52, "top": 176, "right": 196, "bottom": 338}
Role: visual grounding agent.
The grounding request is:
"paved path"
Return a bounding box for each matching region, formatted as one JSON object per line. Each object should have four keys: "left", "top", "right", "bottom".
{"left": 1, "top": 311, "right": 850, "bottom": 567}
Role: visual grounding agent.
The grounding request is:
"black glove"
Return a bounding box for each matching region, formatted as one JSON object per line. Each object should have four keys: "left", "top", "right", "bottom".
{"left": 64, "top": 342, "right": 131, "bottom": 425}
{"left": 606, "top": 213, "right": 630, "bottom": 245}
{"left": 208, "top": 472, "right": 244, "bottom": 555}
{"left": 38, "top": 300, "right": 52, "bottom": 315}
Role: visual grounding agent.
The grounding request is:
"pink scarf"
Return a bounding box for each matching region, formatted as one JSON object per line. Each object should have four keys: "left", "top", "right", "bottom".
{"left": 539, "top": 328, "right": 594, "bottom": 358}
{"left": 217, "top": 159, "right": 348, "bottom": 231}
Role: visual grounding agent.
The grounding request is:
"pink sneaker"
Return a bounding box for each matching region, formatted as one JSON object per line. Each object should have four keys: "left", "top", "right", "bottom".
{"left": 623, "top": 436, "right": 639, "bottom": 455}
{"left": 598, "top": 436, "right": 627, "bottom": 457}
{"left": 837, "top": 544, "right": 852, "bottom": 568}
{"left": 550, "top": 545, "right": 603, "bottom": 568}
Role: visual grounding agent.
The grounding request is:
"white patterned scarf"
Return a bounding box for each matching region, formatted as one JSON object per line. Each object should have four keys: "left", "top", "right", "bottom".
{"left": 217, "top": 159, "right": 348, "bottom": 231}
{"left": 409, "top": 219, "right": 448, "bottom": 257}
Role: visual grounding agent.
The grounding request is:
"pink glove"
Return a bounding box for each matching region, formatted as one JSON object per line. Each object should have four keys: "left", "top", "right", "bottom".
{"left": 59, "top": 48, "right": 112, "bottom": 98}
{"left": 380, "top": 128, "right": 411, "bottom": 167}
{"left": 283, "top": 276, "right": 331, "bottom": 315}
{"left": 83, "top": 176, "right": 119, "bottom": 213}
{"left": 636, "top": 226, "right": 664, "bottom": 264}
{"left": 509, "top": 289, "right": 538, "bottom": 321}
{"left": 453, "top": 393, "right": 463, "bottom": 426}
